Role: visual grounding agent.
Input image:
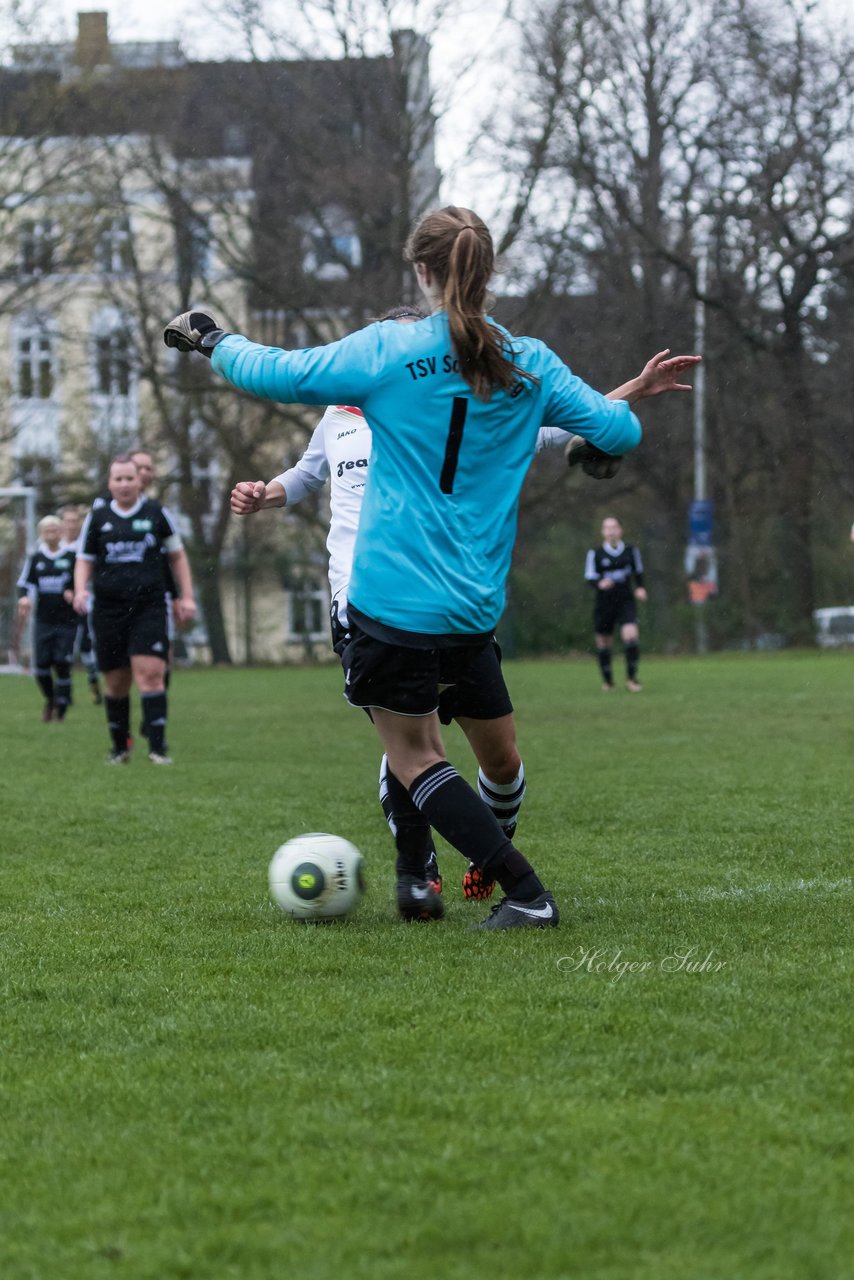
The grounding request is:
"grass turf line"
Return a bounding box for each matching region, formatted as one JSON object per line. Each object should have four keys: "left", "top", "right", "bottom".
{"left": 0, "top": 652, "right": 851, "bottom": 1279}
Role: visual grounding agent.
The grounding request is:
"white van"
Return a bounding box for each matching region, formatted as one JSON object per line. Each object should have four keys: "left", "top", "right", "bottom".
{"left": 813, "top": 607, "right": 854, "bottom": 648}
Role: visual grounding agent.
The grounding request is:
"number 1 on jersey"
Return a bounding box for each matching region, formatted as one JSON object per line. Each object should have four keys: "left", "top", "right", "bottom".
{"left": 440, "top": 397, "right": 468, "bottom": 494}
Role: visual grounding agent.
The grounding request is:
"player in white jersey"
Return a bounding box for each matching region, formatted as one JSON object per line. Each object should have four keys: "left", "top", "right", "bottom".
{"left": 166, "top": 204, "right": 699, "bottom": 929}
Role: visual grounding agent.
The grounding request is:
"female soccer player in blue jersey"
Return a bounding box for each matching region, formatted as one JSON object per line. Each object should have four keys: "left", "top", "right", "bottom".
{"left": 165, "top": 205, "right": 699, "bottom": 929}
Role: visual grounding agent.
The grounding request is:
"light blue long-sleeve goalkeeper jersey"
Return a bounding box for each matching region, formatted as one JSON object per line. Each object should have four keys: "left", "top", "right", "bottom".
{"left": 212, "top": 312, "right": 642, "bottom": 636}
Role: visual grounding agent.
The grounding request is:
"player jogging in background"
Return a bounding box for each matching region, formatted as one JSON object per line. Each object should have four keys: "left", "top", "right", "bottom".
{"left": 60, "top": 504, "right": 102, "bottom": 705}
{"left": 585, "top": 515, "right": 647, "bottom": 692}
{"left": 166, "top": 203, "right": 699, "bottom": 930}
{"left": 16, "top": 515, "right": 78, "bottom": 721}
{"left": 74, "top": 455, "right": 197, "bottom": 764}
{"left": 129, "top": 449, "right": 181, "bottom": 740}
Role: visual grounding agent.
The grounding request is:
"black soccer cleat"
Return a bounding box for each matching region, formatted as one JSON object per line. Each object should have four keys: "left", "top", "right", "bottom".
{"left": 397, "top": 875, "right": 445, "bottom": 922}
{"left": 424, "top": 849, "right": 443, "bottom": 895}
{"left": 469, "top": 890, "right": 559, "bottom": 931}
{"left": 462, "top": 862, "right": 496, "bottom": 901}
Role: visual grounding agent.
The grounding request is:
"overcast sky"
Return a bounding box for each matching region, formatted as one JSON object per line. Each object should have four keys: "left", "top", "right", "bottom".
{"left": 11, "top": 0, "right": 851, "bottom": 213}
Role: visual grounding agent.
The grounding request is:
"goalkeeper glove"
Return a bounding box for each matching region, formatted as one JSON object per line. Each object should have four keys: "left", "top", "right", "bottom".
{"left": 565, "top": 435, "right": 623, "bottom": 480}
{"left": 163, "top": 310, "right": 228, "bottom": 357}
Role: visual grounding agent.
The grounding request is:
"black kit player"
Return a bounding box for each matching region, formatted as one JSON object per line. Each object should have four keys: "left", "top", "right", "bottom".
{"left": 73, "top": 455, "right": 197, "bottom": 764}
{"left": 60, "top": 504, "right": 103, "bottom": 704}
{"left": 585, "top": 515, "right": 647, "bottom": 692}
{"left": 128, "top": 449, "right": 181, "bottom": 738}
{"left": 16, "top": 515, "right": 78, "bottom": 721}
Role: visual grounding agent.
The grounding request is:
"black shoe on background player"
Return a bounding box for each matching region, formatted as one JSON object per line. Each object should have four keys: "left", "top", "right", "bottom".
{"left": 397, "top": 875, "right": 445, "bottom": 922}
{"left": 424, "top": 849, "right": 443, "bottom": 895}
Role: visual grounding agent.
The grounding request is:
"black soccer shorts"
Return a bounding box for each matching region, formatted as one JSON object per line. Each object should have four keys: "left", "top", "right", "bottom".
{"left": 92, "top": 596, "right": 169, "bottom": 671}
{"left": 594, "top": 591, "right": 638, "bottom": 636}
{"left": 342, "top": 624, "right": 513, "bottom": 720}
{"left": 34, "top": 622, "right": 77, "bottom": 671}
{"left": 436, "top": 639, "right": 513, "bottom": 724}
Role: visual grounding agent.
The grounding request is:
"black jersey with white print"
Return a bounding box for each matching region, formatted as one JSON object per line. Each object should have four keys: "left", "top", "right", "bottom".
{"left": 79, "top": 498, "right": 182, "bottom": 602}
{"left": 584, "top": 541, "right": 644, "bottom": 598}
{"left": 92, "top": 492, "right": 179, "bottom": 598}
{"left": 17, "top": 545, "right": 77, "bottom": 625}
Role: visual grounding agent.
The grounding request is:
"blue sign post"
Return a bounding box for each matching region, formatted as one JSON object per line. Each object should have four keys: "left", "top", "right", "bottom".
{"left": 685, "top": 500, "right": 718, "bottom": 612}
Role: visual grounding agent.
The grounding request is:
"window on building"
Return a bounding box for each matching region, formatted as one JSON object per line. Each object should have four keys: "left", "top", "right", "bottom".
{"left": 303, "top": 209, "right": 362, "bottom": 281}
{"left": 187, "top": 421, "right": 219, "bottom": 514}
{"left": 91, "top": 309, "right": 135, "bottom": 399}
{"left": 95, "top": 331, "right": 132, "bottom": 396}
{"left": 176, "top": 212, "right": 211, "bottom": 281}
{"left": 96, "top": 216, "right": 133, "bottom": 274}
{"left": 19, "top": 218, "right": 54, "bottom": 275}
{"left": 15, "top": 319, "right": 55, "bottom": 399}
{"left": 251, "top": 308, "right": 288, "bottom": 347}
{"left": 223, "top": 123, "right": 249, "bottom": 156}
{"left": 288, "top": 581, "right": 329, "bottom": 641}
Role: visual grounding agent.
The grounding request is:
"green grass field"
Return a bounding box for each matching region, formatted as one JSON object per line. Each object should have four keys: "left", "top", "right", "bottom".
{"left": 1, "top": 652, "right": 852, "bottom": 1280}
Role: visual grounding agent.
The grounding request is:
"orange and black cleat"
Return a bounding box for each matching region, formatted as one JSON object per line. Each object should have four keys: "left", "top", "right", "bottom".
{"left": 462, "top": 862, "right": 496, "bottom": 902}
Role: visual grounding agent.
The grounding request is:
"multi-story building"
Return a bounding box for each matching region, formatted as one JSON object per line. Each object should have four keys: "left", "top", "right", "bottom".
{"left": 0, "top": 11, "right": 439, "bottom": 662}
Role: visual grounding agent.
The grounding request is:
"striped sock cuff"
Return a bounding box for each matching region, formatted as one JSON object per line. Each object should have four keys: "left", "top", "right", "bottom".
{"left": 411, "top": 763, "right": 459, "bottom": 811}
{"left": 478, "top": 764, "right": 526, "bottom": 829}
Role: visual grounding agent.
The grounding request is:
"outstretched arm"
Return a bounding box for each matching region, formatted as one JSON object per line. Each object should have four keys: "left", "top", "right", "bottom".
{"left": 607, "top": 351, "right": 702, "bottom": 406}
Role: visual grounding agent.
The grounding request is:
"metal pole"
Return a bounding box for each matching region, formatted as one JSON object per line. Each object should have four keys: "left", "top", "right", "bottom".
{"left": 693, "top": 250, "right": 707, "bottom": 503}
{"left": 242, "top": 518, "right": 253, "bottom": 666}
{"left": 694, "top": 249, "right": 708, "bottom": 653}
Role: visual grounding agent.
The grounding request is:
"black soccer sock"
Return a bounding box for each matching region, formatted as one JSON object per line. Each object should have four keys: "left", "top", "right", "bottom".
{"left": 409, "top": 762, "right": 544, "bottom": 902}
{"left": 54, "top": 664, "right": 72, "bottom": 718}
{"left": 478, "top": 762, "right": 526, "bottom": 841}
{"left": 164, "top": 665, "right": 171, "bottom": 691}
{"left": 36, "top": 671, "right": 54, "bottom": 702}
{"left": 105, "top": 695, "right": 130, "bottom": 753}
{"left": 379, "top": 755, "right": 435, "bottom": 879}
{"left": 625, "top": 641, "right": 640, "bottom": 680}
{"left": 142, "top": 691, "right": 168, "bottom": 754}
{"left": 596, "top": 646, "right": 613, "bottom": 685}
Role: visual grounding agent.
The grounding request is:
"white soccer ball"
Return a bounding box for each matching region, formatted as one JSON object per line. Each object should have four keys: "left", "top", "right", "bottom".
{"left": 268, "top": 833, "right": 365, "bottom": 921}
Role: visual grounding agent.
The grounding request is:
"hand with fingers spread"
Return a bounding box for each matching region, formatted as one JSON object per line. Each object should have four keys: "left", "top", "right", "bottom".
{"left": 633, "top": 349, "right": 702, "bottom": 397}
{"left": 607, "top": 350, "right": 702, "bottom": 407}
